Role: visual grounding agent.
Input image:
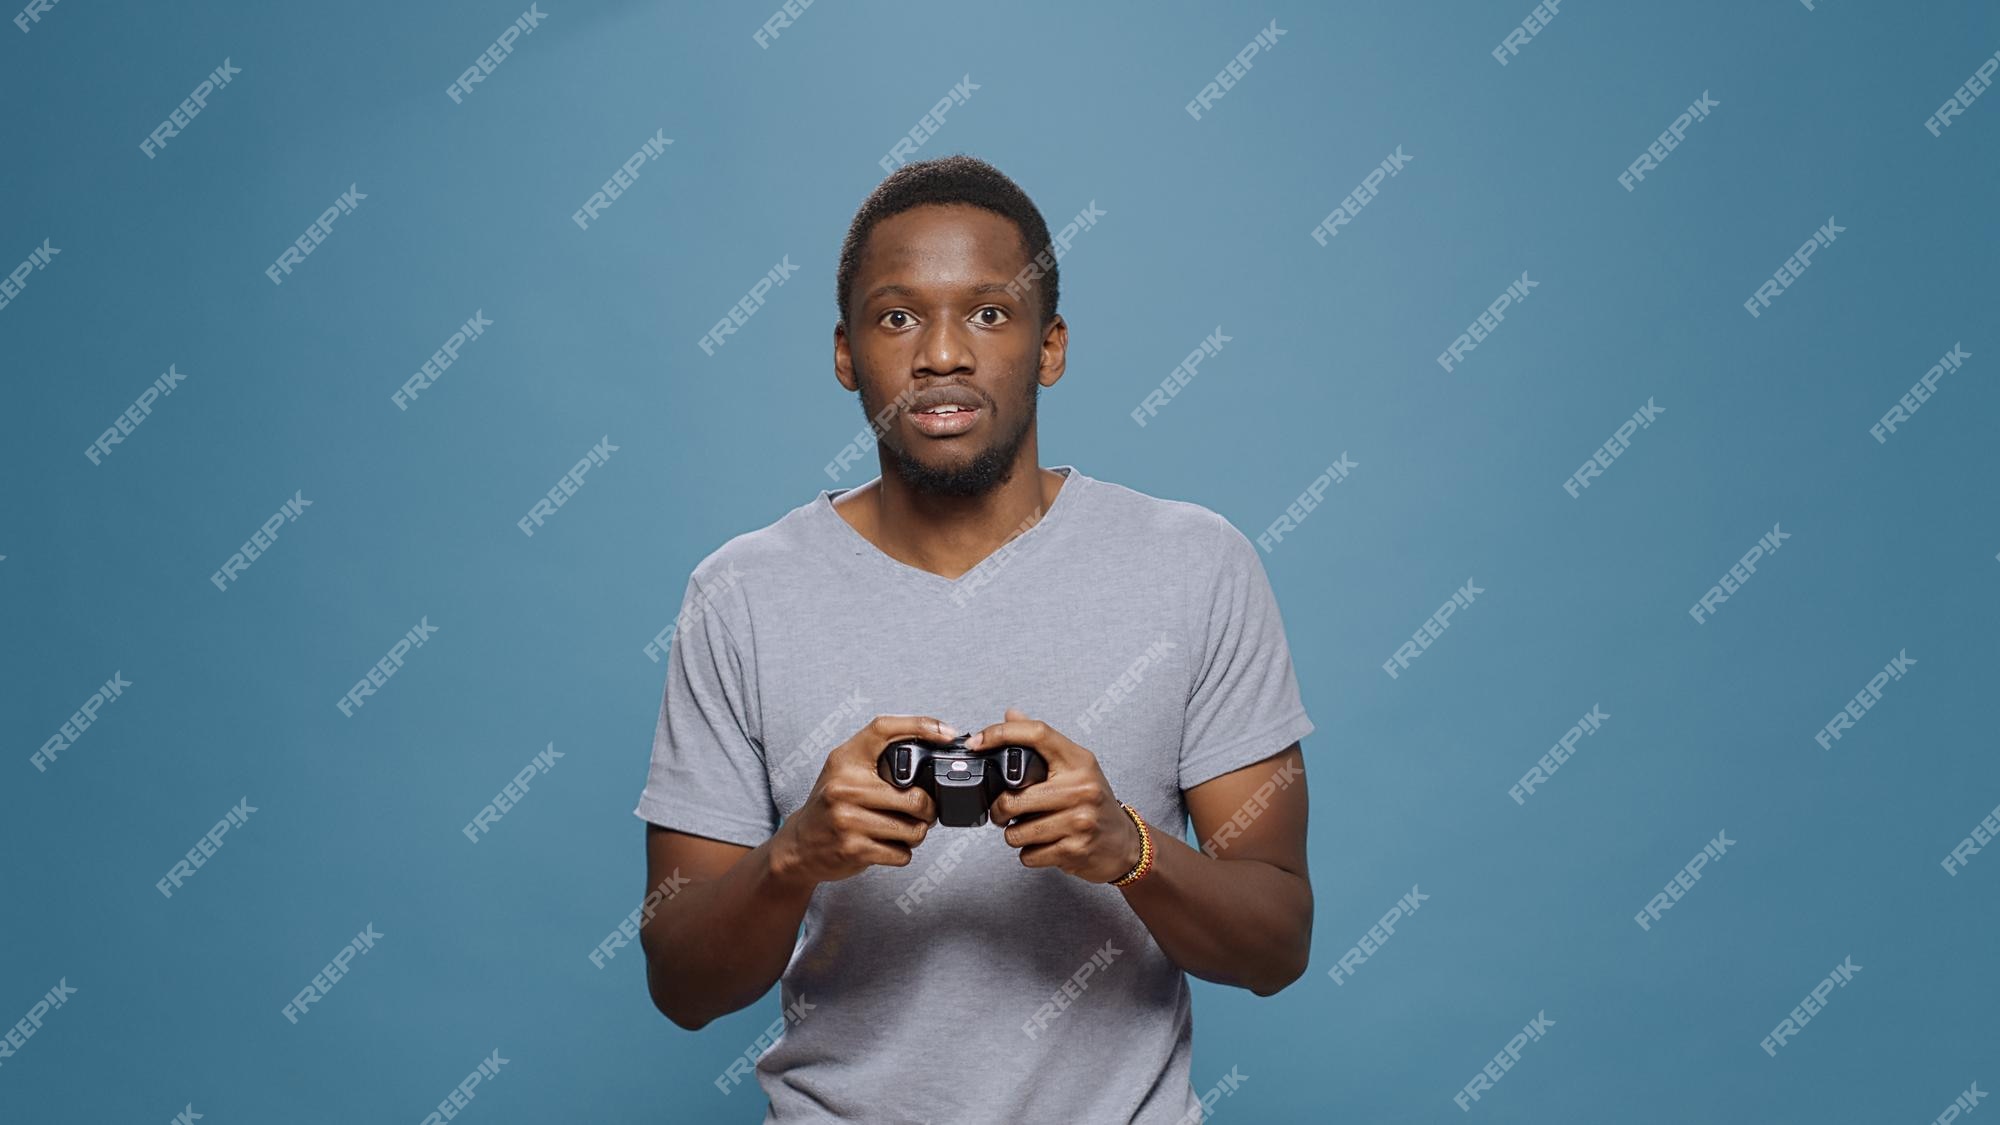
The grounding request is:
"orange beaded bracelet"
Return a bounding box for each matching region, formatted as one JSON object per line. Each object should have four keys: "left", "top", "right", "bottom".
{"left": 1111, "top": 802, "right": 1154, "bottom": 887}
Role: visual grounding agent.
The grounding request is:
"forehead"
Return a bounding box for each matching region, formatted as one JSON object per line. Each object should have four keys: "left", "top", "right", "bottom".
{"left": 855, "top": 203, "right": 1031, "bottom": 292}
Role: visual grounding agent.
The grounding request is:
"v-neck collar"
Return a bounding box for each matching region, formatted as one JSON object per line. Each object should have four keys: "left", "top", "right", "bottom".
{"left": 812, "top": 465, "right": 1089, "bottom": 592}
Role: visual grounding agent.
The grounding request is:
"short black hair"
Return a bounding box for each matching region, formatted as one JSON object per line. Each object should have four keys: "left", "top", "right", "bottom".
{"left": 836, "top": 154, "right": 1058, "bottom": 332}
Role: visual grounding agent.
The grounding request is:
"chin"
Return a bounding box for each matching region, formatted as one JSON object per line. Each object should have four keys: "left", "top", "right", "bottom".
{"left": 893, "top": 441, "right": 1015, "bottom": 497}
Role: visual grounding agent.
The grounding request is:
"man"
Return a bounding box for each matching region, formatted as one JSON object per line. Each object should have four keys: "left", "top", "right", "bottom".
{"left": 635, "top": 154, "right": 1314, "bottom": 1124}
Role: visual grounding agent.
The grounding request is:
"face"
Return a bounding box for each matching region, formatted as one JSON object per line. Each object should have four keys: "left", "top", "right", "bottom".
{"left": 835, "top": 203, "right": 1066, "bottom": 497}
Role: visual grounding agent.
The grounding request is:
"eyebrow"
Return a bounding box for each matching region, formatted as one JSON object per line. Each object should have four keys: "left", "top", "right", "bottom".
{"left": 863, "top": 282, "right": 1018, "bottom": 303}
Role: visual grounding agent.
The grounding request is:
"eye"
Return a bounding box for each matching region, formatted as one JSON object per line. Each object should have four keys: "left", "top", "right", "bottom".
{"left": 974, "top": 306, "right": 1009, "bottom": 326}
{"left": 880, "top": 309, "right": 914, "bottom": 329}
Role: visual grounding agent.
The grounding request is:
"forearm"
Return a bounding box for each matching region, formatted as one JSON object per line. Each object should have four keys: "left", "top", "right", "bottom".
{"left": 1118, "top": 831, "right": 1312, "bottom": 995}
{"left": 642, "top": 837, "right": 816, "bottom": 1029}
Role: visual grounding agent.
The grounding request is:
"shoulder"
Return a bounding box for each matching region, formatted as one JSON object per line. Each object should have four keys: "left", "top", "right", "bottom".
{"left": 682, "top": 494, "right": 828, "bottom": 606}
{"left": 1079, "top": 473, "right": 1252, "bottom": 568}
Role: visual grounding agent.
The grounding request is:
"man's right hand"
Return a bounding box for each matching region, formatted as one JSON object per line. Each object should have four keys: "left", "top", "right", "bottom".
{"left": 769, "top": 715, "right": 952, "bottom": 889}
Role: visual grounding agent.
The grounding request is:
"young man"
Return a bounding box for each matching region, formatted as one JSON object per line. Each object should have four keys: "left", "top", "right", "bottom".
{"left": 635, "top": 154, "right": 1315, "bottom": 1124}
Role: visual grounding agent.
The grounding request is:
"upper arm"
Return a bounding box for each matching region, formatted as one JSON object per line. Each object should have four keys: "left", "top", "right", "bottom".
{"left": 646, "top": 822, "right": 753, "bottom": 890}
{"left": 639, "top": 823, "right": 752, "bottom": 963}
{"left": 1184, "top": 742, "right": 1309, "bottom": 879}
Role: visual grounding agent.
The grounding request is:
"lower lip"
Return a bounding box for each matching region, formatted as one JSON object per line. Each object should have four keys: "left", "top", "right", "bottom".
{"left": 910, "top": 407, "right": 980, "bottom": 436}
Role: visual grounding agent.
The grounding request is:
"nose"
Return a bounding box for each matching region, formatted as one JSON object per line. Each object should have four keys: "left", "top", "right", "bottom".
{"left": 916, "top": 313, "right": 973, "bottom": 377}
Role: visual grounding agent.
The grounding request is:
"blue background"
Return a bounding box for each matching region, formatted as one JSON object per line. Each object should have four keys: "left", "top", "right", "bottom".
{"left": 4, "top": 1, "right": 1996, "bottom": 1121}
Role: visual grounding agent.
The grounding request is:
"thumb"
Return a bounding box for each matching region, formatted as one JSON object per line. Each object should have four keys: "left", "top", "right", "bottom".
{"left": 1004, "top": 706, "right": 1029, "bottom": 722}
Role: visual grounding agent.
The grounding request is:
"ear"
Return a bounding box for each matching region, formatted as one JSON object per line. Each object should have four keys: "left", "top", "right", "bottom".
{"left": 833, "top": 320, "right": 858, "bottom": 392}
{"left": 1037, "top": 314, "right": 1068, "bottom": 389}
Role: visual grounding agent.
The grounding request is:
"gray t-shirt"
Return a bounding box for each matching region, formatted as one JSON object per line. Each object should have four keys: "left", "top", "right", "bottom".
{"left": 635, "top": 464, "right": 1315, "bottom": 1125}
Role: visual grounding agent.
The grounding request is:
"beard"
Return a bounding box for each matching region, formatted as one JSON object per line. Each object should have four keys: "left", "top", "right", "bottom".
{"left": 857, "top": 373, "right": 1039, "bottom": 499}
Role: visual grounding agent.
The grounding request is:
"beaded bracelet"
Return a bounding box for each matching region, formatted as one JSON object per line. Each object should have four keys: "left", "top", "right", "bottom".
{"left": 1111, "top": 802, "right": 1155, "bottom": 887}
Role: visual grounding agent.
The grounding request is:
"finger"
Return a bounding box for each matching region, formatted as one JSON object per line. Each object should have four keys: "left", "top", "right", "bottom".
{"left": 1017, "top": 840, "right": 1072, "bottom": 870}
{"left": 848, "top": 767, "right": 939, "bottom": 822}
{"left": 1000, "top": 809, "right": 1080, "bottom": 850}
{"left": 964, "top": 711, "right": 1081, "bottom": 770}
{"left": 849, "top": 838, "right": 915, "bottom": 868}
{"left": 875, "top": 806, "right": 938, "bottom": 845}
{"left": 991, "top": 783, "right": 1075, "bottom": 824}
{"left": 840, "top": 797, "right": 934, "bottom": 841}
{"left": 826, "top": 806, "right": 930, "bottom": 853}
{"left": 844, "top": 714, "right": 959, "bottom": 765}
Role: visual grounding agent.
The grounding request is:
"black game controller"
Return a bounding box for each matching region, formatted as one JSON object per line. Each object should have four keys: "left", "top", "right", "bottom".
{"left": 877, "top": 734, "right": 1048, "bottom": 828}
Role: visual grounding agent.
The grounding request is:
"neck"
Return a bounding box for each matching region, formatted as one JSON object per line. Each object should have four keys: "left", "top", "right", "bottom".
{"left": 840, "top": 441, "right": 1064, "bottom": 581}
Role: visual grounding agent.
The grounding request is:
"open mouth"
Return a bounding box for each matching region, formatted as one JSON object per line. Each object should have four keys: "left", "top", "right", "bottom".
{"left": 909, "top": 403, "right": 981, "bottom": 437}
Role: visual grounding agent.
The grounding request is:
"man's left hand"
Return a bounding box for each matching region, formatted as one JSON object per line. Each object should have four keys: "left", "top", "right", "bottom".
{"left": 968, "top": 707, "right": 1144, "bottom": 884}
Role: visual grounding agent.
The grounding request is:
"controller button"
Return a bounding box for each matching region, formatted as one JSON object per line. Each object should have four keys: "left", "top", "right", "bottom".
{"left": 894, "top": 746, "right": 910, "bottom": 776}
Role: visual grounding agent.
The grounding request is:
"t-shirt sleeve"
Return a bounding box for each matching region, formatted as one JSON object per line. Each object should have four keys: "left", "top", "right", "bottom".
{"left": 1179, "top": 512, "right": 1316, "bottom": 791}
{"left": 633, "top": 568, "right": 777, "bottom": 847}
